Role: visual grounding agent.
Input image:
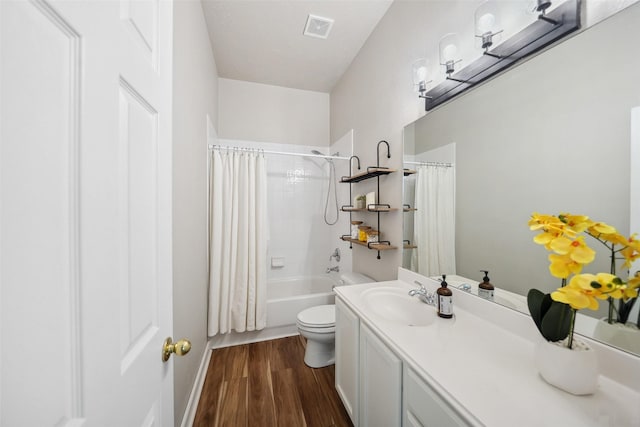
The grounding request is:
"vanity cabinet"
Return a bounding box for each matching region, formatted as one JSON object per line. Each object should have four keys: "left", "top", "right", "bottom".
{"left": 403, "top": 367, "right": 467, "bottom": 427}
{"left": 335, "top": 298, "right": 360, "bottom": 426}
{"left": 336, "top": 296, "right": 472, "bottom": 427}
{"left": 359, "top": 323, "right": 402, "bottom": 427}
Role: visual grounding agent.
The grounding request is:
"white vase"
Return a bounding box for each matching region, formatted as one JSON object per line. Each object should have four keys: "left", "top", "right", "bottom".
{"left": 534, "top": 338, "right": 598, "bottom": 395}
{"left": 593, "top": 318, "right": 640, "bottom": 355}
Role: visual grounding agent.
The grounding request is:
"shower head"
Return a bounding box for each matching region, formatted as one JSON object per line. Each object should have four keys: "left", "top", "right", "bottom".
{"left": 311, "top": 150, "right": 340, "bottom": 157}
{"left": 311, "top": 149, "right": 333, "bottom": 163}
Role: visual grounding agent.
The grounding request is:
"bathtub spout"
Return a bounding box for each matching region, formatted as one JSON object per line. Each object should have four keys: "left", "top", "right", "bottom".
{"left": 326, "top": 266, "right": 340, "bottom": 273}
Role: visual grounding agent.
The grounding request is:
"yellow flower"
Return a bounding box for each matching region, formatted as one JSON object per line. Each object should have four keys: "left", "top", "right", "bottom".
{"left": 551, "top": 273, "right": 622, "bottom": 310}
{"left": 624, "top": 273, "right": 640, "bottom": 300}
{"left": 530, "top": 213, "right": 579, "bottom": 251}
{"left": 558, "top": 213, "right": 592, "bottom": 233}
{"left": 552, "top": 286, "right": 598, "bottom": 310}
{"left": 549, "top": 236, "right": 596, "bottom": 264}
{"left": 586, "top": 221, "right": 618, "bottom": 236}
{"left": 597, "top": 231, "right": 628, "bottom": 246}
{"left": 548, "top": 253, "right": 584, "bottom": 279}
{"left": 620, "top": 234, "right": 640, "bottom": 268}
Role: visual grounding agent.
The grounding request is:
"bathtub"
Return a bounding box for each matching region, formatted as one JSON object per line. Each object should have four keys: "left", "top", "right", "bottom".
{"left": 266, "top": 275, "right": 338, "bottom": 328}
{"left": 209, "top": 274, "right": 339, "bottom": 349}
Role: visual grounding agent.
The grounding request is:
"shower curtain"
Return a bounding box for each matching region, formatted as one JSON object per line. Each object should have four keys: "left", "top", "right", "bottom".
{"left": 208, "top": 149, "right": 267, "bottom": 336}
{"left": 411, "top": 165, "right": 456, "bottom": 276}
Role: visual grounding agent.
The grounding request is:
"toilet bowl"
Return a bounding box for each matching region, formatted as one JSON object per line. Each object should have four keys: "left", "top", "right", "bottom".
{"left": 297, "top": 272, "right": 373, "bottom": 368}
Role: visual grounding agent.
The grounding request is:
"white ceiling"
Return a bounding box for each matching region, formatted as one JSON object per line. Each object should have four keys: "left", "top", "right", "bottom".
{"left": 201, "top": 0, "right": 394, "bottom": 93}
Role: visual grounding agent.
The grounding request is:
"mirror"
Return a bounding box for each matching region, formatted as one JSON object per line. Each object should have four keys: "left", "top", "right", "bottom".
{"left": 403, "top": 3, "right": 640, "bottom": 356}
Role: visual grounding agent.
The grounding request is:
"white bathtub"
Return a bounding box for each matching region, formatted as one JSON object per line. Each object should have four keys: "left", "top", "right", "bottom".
{"left": 266, "top": 275, "right": 338, "bottom": 328}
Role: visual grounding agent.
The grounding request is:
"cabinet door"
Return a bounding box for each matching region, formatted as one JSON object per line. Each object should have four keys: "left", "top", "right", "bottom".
{"left": 403, "top": 366, "right": 469, "bottom": 427}
{"left": 359, "top": 324, "right": 402, "bottom": 427}
{"left": 335, "top": 298, "right": 360, "bottom": 426}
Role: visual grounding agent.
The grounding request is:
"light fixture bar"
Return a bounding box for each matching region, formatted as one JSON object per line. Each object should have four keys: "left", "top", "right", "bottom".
{"left": 423, "top": 0, "right": 580, "bottom": 111}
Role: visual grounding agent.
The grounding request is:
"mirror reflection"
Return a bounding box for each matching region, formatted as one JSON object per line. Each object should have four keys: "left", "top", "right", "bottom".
{"left": 403, "top": 3, "right": 640, "bottom": 356}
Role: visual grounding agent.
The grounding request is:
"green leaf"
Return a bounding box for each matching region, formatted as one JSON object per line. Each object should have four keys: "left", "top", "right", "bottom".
{"left": 528, "top": 288, "right": 572, "bottom": 341}
{"left": 527, "top": 289, "right": 547, "bottom": 335}
{"left": 540, "top": 301, "right": 572, "bottom": 342}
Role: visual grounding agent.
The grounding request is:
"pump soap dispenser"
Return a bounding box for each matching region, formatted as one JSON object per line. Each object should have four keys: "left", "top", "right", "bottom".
{"left": 478, "top": 270, "right": 495, "bottom": 302}
{"left": 437, "top": 275, "right": 453, "bottom": 319}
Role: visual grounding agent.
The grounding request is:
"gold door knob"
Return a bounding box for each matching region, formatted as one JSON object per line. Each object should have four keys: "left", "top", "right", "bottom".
{"left": 162, "top": 337, "right": 192, "bottom": 362}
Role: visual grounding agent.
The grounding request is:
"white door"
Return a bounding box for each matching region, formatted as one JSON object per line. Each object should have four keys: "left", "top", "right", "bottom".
{"left": 1, "top": 0, "right": 175, "bottom": 425}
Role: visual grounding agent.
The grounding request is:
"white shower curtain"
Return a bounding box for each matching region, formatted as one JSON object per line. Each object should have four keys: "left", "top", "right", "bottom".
{"left": 411, "top": 165, "right": 456, "bottom": 276}
{"left": 208, "top": 149, "right": 267, "bottom": 336}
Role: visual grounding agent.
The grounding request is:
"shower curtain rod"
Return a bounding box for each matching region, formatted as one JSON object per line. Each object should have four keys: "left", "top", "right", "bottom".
{"left": 404, "top": 160, "right": 454, "bottom": 167}
{"left": 208, "top": 144, "right": 350, "bottom": 161}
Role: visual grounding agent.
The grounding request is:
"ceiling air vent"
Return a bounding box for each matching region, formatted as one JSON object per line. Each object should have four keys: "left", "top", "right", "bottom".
{"left": 303, "top": 14, "right": 334, "bottom": 39}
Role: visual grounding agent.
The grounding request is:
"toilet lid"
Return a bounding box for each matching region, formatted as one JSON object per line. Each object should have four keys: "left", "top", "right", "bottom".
{"left": 297, "top": 305, "right": 335, "bottom": 328}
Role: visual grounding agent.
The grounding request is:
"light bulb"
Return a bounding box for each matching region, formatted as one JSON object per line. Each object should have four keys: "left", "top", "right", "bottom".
{"left": 442, "top": 44, "right": 458, "bottom": 62}
{"left": 477, "top": 13, "right": 495, "bottom": 33}
{"left": 412, "top": 58, "right": 429, "bottom": 88}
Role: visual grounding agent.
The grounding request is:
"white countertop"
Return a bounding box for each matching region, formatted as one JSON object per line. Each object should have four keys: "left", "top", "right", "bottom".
{"left": 335, "top": 275, "right": 640, "bottom": 427}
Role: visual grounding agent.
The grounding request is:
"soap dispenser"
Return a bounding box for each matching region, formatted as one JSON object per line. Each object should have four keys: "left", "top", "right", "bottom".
{"left": 478, "top": 270, "right": 495, "bottom": 301}
{"left": 437, "top": 275, "right": 453, "bottom": 319}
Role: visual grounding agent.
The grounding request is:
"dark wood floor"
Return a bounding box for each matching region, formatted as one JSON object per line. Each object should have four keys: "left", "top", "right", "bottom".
{"left": 193, "top": 335, "right": 353, "bottom": 427}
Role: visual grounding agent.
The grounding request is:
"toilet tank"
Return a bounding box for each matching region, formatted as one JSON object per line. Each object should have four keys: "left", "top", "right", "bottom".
{"left": 338, "top": 272, "right": 374, "bottom": 286}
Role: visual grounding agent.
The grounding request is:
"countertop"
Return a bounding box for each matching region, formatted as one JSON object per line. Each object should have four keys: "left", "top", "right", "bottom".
{"left": 335, "top": 273, "right": 640, "bottom": 427}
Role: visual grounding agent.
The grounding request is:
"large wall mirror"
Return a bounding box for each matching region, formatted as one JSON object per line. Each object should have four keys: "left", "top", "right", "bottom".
{"left": 403, "top": 2, "right": 640, "bottom": 356}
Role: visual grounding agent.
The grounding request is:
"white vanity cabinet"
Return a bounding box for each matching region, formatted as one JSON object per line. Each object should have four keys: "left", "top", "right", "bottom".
{"left": 335, "top": 298, "right": 360, "bottom": 425}
{"left": 336, "top": 295, "right": 471, "bottom": 427}
{"left": 403, "top": 367, "right": 468, "bottom": 427}
{"left": 359, "top": 323, "right": 402, "bottom": 427}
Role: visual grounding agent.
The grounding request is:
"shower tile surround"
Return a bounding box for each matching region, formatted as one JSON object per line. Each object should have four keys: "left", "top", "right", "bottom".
{"left": 216, "top": 138, "right": 353, "bottom": 280}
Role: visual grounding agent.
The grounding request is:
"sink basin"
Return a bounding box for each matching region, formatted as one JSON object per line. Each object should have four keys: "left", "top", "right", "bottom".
{"left": 494, "top": 292, "right": 528, "bottom": 313}
{"left": 361, "top": 287, "right": 437, "bottom": 327}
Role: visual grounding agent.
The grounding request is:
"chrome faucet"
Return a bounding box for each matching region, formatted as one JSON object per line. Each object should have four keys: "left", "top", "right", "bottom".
{"left": 458, "top": 283, "right": 472, "bottom": 293}
{"left": 326, "top": 266, "right": 340, "bottom": 273}
{"left": 329, "top": 248, "right": 341, "bottom": 262}
{"left": 408, "top": 280, "right": 436, "bottom": 306}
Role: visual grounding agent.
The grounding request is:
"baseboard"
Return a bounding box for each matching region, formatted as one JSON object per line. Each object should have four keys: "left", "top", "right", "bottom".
{"left": 180, "top": 341, "right": 213, "bottom": 427}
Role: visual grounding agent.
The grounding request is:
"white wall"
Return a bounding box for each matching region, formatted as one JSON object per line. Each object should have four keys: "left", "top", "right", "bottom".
{"left": 218, "top": 78, "right": 329, "bottom": 147}
{"left": 172, "top": 0, "right": 219, "bottom": 423}
{"left": 330, "top": 0, "right": 638, "bottom": 281}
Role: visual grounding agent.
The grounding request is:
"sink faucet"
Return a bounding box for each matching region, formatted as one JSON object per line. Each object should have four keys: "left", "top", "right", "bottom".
{"left": 458, "top": 283, "right": 472, "bottom": 293}
{"left": 326, "top": 266, "right": 340, "bottom": 273}
{"left": 408, "top": 280, "right": 436, "bottom": 306}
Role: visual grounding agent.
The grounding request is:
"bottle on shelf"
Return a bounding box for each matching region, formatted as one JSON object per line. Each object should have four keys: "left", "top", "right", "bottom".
{"left": 366, "top": 229, "right": 379, "bottom": 244}
{"left": 478, "top": 270, "right": 495, "bottom": 301}
{"left": 351, "top": 220, "right": 363, "bottom": 239}
{"left": 358, "top": 225, "right": 371, "bottom": 242}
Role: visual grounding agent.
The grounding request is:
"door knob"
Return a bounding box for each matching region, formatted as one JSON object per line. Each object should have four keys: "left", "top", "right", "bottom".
{"left": 162, "top": 337, "right": 191, "bottom": 362}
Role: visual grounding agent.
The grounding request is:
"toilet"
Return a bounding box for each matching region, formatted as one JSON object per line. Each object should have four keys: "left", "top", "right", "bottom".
{"left": 297, "top": 272, "right": 373, "bottom": 368}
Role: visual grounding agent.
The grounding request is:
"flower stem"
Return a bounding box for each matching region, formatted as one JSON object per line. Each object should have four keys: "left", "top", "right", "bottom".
{"left": 608, "top": 245, "right": 616, "bottom": 323}
{"left": 568, "top": 309, "right": 576, "bottom": 349}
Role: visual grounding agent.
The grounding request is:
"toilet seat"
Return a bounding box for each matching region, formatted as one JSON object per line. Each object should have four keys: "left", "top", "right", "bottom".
{"left": 296, "top": 305, "right": 335, "bottom": 330}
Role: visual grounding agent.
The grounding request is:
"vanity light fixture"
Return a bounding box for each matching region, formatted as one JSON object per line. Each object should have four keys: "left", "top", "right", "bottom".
{"left": 475, "top": 1, "right": 503, "bottom": 56}
{"left": 439, "top": 33, "right": 462, "bottom": 76}
{"left": 416, "top": 0, "right": 580, "bottom": 111}
{"left": 412, "top": 58, "right": 432, "bottom": 99}
{"left": 534, "top": 0, "right": 558, "bottom": 24}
